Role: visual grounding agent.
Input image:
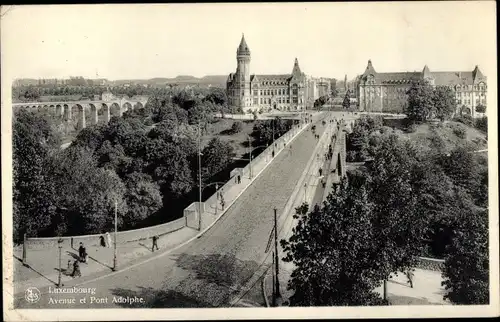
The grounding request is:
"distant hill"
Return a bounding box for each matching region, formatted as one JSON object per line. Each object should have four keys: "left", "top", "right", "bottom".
{"left": 14, "top": 75, "right": 229, "bottom": 88}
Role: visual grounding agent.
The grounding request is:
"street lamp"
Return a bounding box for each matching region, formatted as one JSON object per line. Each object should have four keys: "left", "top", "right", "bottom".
{"left": 57, "top": 238, "right": 64, "bottom": 287}
{"left": 198, "top": 122, "right": 203, "bottom": 231}
{"left": 112, "top": 199, "right": 117, "bottom": 271}
{"left": 201, "top": 181, "right": 225, "bottom": 216}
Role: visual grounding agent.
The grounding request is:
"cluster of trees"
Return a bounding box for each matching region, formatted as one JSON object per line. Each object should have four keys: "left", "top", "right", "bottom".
{"left": 406, "top": 82, "right": 457, "bottom": 123}
{"left": 342, "top": 89, "right": 352, "bottom": 109}
{"left": 13, "top": 88, "right": 288, "bottom": 242}
{"left": 313, "top": 96, "right": 329, "bottom": 109}
{"left": 282, "top": 116, "right": 488, "bottom": 305}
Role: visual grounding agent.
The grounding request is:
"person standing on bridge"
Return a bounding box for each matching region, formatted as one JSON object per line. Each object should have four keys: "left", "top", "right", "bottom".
{"left": 406, "top": 269, "right": 415, "bottom": 288}
{"left": 151, "top": 235, "right": 159, "bottom": 252}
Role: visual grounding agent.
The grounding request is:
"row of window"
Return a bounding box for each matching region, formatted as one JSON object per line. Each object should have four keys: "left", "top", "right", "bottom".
{"left": 456, "top": 98, "right": 486, "bottom": 105}
{"left": 456, "top": 84, "right": 486, "bottom": 91}
{"left": 252, "top": 88, "right": 291, "bottom": 96}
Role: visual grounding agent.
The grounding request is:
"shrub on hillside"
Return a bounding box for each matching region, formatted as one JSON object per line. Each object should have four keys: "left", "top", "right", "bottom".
{"left": 406, "top": 123, "right": 418, "bottom": 133}
{"left": 453, "top": 127, "right": 467, "bottom": 139}
{"left": 475, "top": 116, "right": 487, "bottom": 135}
{"left": 231, "top": 121, "right": 243, "bottom": 134}
{"left": 454, "top": 115, "right": 474, "bottom": 127}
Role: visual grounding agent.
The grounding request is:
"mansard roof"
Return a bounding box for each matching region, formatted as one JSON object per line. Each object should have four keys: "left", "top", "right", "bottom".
{"left": 251, "top": 74, "right": 291, "bottom": 85}
{"left": 379, "top": 72, "right": 422, "bottom": 84}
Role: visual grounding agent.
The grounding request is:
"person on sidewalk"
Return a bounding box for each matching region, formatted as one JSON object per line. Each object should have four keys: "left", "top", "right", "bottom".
{"left": 106, "top": 232, "right": 112, "bottom": 248}
{"left": 319, "top": 167, "right": 323, "bottom": 177}
{"left": 99, "top": 235, "right": 106, "bottom": 247}
{"left": 151, "top": 235, "right": 159, "bottom": 252}
{"left": 78, "top": 243, "right": 87, "bottom": 263}
{"left": 237, "top": 174, "right": 241, "bottom": 184}
{"left": 220, "top": 193, "right": 225, "bottom": 211}
{"left": 406, "top": 269, "right": 414, "bottom": 288}
{"left": 66, "top": 260, "right": 72, "bottom": 274}
{"left": 321, "top": 179, "right": 326, "bottom": 188}
{"left": 71, "top": 260, "right": 81, "bottom": 278}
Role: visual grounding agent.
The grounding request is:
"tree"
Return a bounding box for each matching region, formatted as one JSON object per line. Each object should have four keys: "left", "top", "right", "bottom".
{"left": 13, "top": 109, "right": 62, "bottom": 242}
{"left": 442, "top": 207, "right": 489, "bottom": 304}
{"left": 331, "top": 87, "right": 338, "bottom": 98}
{"left": 231, "top": 121, "right": 243, "bottom": 134}
{"left": 475, "top": 104, "right": 486, "bottom": 114}
{"left": 52, "top": 146, "right": 127, "bottom": 235}
{"left": 365, "top": 134, "right": 431, "bottom": 282}
{"left": 342, "top": 90, "right": 351, "bottom": 109}
{"left": 406, "top": 81, "right": 434, "bottom": 123}
{"left": 281, "top": 180, "right": 387, "bottom": 306}
{"left": 201, "top": 137, "right": 235, "bottom": 180}
{"left": 203, "top": 87, "right": 227, "bottom": 106}
{"left": 122, "top": 172, "right": 162, "bottom": 228}
{"left": 433, "top": 86, "right": 457, "bottom": 121}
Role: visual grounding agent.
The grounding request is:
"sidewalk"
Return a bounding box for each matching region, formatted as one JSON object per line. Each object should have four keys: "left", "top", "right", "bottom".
{"left": 13, "top": 119, "right": 312, "bottom": 297}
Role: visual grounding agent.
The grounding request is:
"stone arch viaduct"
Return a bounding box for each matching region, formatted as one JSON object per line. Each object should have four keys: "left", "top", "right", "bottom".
{"left": 12, "top": 97, "right": 149, "bottom": 130}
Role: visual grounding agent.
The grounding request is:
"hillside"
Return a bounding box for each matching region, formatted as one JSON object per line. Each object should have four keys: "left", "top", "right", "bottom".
{"left": 386, "top": 121, "right": 488, "bottom": 153}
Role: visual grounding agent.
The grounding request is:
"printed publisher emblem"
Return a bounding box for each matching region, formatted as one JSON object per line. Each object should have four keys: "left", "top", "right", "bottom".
{"left": 25, "top": 287, "right": 41, "bottom": 303}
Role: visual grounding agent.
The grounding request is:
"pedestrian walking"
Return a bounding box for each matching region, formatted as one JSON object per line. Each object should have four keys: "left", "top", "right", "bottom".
{"left": 106, "top": 232, "right": 112, "bottom": 248}
{"left": 78, "top": 242, "right": 87, "bottom": 263}
{"left": 289, "top": 145, "right": 293, "bottom": 156}
{"left": 319, "top": 167, "right": 323, "bottom": 177}
{"left": 406, "top": 269, "right": 414, "bottom": 288}
{"left": 237, "top": 174, "right": 241, "bottom": 184}
{"left": 71, "top": 260, "right": 81, "bottom": 278}
{"left": 272, "top": 150, "right": 275, "bottom": 158}
{"left": 99, "top": 235, "right": 106, "bottom": 247}
{"left": 321, "top": 179, "right": 326, "bottom": 188}
{"left": 151, "top": 235, "right": 159, "bottom": 252}
{"left": 67, "top": 260, "right": 72, "bottom": 273}
{"left": 220, "top": 196, "right": 225, "bottom": 211}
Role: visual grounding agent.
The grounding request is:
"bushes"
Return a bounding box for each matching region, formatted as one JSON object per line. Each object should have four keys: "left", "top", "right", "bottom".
{"left": 475, "top": 116, "right": 487, "bottom": 135}
{"left": 231, "top": 121, "right": 243, "bottom": 134}
{"left": 453, "top": 127, "right": 467, "bottom": 139}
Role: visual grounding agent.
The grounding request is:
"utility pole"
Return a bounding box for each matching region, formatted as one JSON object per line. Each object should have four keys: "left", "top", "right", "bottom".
{"left": 112, "top": 199, "right": 117, "bottom": 271}
{"left": 57, "top": 238, "right": 63, "bottom": 287}
{"left": 274, "top": 208, "right": 281, "bottom": 305}
{"left": 248, "top": 136, "right": 253, "bottom": 179}
{"left": 198, "top": 122, "right": 202, "bottom": 231}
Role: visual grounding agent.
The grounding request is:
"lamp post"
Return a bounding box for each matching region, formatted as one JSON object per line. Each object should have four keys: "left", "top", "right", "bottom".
{"left": 112, "top": 199, "right": 117, "bottom": 271}
{"left": 57, "top": 238, "right": 64, "bottom": 287}
{"left": 201, "top": 181, "right": 225, "bottom": 216}
{"left": 303, "top": 182, "right": 308, "bottom": 203}
{"left": 198, "top": 122, "right": 203, "bottom": 231}
{"left": 273, "top": 207, "right": 282, "bottom": 305}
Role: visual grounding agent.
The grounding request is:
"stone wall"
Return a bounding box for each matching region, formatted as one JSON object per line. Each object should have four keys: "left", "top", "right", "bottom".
{"left": 416, "top": 256, "right": 445, "bottom": 271}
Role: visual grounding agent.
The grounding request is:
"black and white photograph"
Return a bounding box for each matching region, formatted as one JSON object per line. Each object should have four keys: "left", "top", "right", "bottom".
{"left": 1, "top": 2, "right": 498, "bottom": 320}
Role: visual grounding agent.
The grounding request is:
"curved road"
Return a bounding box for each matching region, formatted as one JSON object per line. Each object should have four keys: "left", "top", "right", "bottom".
{"left": 17, "top": 115, "right": 328, "bottom": 309}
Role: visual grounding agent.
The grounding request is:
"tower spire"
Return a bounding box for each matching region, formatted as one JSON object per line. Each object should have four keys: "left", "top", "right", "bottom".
{"left": 237, "top": 33, "right": 250, "bottom": 56}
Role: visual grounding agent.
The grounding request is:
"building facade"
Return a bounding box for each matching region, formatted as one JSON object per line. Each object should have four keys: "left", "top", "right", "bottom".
{"left": 357, "top": 60, "right": 487, "bottom": 117}
{"left": 227, "top": 35, "right": 310, "bottom": 113}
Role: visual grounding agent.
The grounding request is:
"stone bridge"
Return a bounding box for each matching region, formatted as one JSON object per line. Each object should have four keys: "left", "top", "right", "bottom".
{"left": 12, "top": 97, "right": 149, "bottom": 129}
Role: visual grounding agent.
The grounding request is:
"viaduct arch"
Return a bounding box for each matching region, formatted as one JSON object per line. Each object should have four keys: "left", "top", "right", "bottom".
{"left": 12, "top": 97, "right": 149, "bottom": 130}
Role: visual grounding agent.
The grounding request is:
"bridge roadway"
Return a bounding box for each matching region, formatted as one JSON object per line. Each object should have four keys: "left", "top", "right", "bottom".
{"left": 16, "top": 114, "right": 329, "bottom": 309}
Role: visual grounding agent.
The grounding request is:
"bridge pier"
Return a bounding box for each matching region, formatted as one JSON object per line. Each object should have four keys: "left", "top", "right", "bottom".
{"left": 66, "top": 105, "right": 72, "bottom": 121}
{"left": 90, "top": 105, "right": 98, "bottom": 125}
{"left": 77, "top": 106, "right": 86, "bottom": 130}
{"left": 103, "top": 104, "right": 110, "bottom": 123}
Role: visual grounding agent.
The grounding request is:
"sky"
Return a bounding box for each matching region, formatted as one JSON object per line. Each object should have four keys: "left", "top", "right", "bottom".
{"left": 1, "top": 2, "right": 497, "bottom": 81}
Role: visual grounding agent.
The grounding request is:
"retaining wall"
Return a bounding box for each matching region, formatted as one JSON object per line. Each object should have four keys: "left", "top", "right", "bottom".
{"left": 416, "top": 256, "right": 445, "bottom": 272}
